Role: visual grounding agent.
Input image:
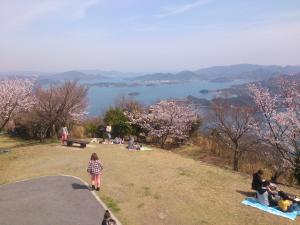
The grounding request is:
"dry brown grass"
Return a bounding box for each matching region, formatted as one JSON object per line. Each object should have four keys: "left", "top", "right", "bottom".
{"left": 1, "top": 135, "right": 300, "bottom": 225}
{"left": 70, "top": 125, "right": 85, "bottom": 138}
{"left": 183, "top": 135, "right": 288, "bottom": 183}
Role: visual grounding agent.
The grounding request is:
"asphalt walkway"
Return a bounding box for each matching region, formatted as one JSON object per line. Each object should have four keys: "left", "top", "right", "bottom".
{"left": 0, "top": 176, "right": 105, "bottom": 225}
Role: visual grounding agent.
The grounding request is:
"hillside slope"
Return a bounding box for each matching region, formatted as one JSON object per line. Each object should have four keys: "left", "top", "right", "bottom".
{"left": 0, "top": 137, "right": 300, "bottom": 225}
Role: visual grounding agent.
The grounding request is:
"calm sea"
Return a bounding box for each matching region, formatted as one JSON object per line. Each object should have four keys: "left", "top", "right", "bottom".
{"left": 86, "top": 79, "right": 247, "bottom": 115}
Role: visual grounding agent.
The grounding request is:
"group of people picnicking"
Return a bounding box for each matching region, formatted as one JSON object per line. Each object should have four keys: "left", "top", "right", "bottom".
{"left": 101, "top": 124, "right": 141, "bottom": 150}
{"left": 89, "top": 124, "right": 142, "bottom": 150}
{"left": 61, "top": 124, "right": 142, "bottom": 150}
{"left": 251, "top": 169, "right": 300, "bottom": 212}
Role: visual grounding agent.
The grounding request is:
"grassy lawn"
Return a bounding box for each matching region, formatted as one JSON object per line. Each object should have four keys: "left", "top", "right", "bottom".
{"left": 1, "top": 135, "right": 300, "bottom": 225}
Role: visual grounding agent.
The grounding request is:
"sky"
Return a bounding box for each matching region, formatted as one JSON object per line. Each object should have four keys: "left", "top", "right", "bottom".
{"left": 0, "top": 0, "right": 300, "bottom": 73}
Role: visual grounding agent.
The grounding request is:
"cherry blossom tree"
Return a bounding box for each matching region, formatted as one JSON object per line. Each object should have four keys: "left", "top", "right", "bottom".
{"left": 279, "top": 77, "right": 300, "bottom": 154}
{"left": 248, "top": 77, "right": 300, "bottom": 180}
{"left": 0, "top": 79, "right": 35, "bottom": 130}
{"left": 126, "top": 100, "right": 198, "bottom": 148}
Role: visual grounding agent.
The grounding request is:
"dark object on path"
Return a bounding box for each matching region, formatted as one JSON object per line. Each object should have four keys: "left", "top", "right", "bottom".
{"left": 72, "top": 183, "right": 89, "bottom": 190}
{"left": 66, "top": 138, "right": 89, "bottom": 148}
{"left": 0, "top": 148, "right": 10, "bottom": 154}
{"left": 102, "top": 210, "right": 117, "bottom": 225}
{"left": 252, "top": 169, "right": 263, "bottom": 191}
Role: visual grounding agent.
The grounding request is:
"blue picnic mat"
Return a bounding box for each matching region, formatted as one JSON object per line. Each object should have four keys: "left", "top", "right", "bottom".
{"left": 242, "top": 197, "right": 298, "bottom": 220}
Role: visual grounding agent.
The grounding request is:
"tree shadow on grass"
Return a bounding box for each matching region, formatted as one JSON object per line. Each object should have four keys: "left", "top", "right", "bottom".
{"left": 236, "top": 190, "right": 256, "bottom": 197}
{"left": 72, "top": 183, "right": 89, "bottom": 190}
{"left": 12, "top": 142, "right": 43, "bottom": 149}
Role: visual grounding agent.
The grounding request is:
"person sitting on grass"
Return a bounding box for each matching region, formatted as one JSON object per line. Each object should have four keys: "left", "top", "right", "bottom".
{"left": 252, "top": 169, "right": 264, "bottom": 191}
{"left": 278, "top": 191, "right": 299, "bottom": 212}
{"left": 127, "top": 136, "right": 142, "bottom": 150}
{"left": 113, "top": 137, "right": 124, "bottom": 144}
{"left": 256, "top": 181, "right": 278, "bottom": 207}
{"left": 87, "top": 153, "right": 103, "bottom": 191}
{"left": 102, "top": 210, "right": 117, "bottom": 225}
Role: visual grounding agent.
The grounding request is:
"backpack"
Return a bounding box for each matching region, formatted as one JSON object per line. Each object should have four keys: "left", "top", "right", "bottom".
{"left": 102, "top": 218, "right": 116, "bottom": 225}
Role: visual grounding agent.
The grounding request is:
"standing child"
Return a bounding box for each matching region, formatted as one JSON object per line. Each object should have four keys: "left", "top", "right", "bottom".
{"left": 61, "top": 127, "right": 69, "bottom": 145}
{"left": 106, "top": 124, "right": 112, "bottom": 143}
{"left": 87, "top": 153, "right": 103, "bottom": 191}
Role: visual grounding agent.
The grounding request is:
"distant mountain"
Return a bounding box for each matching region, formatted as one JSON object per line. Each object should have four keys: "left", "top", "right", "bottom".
{"left": 128, "top": 72, "right": 176, "bottom": 81}
{"left": 128, "top": 70, "right": 199, "bottom": 81}
{"left": 46, "top": 70, "right": 109, "bottom": 80}
{"left": 0, "top": 71, "right": 45, "bottom": 79}
{"left": 79, "top": 70, "right": 142, "bottom": 78}
{"left": 2, "top": 65, "right": 300, "bottom": 84}
{"left": 36, "top": 70, "right": 111, "bottom": 85}
{"left": 130, "top": 64, "right": 300, "bottom": 82}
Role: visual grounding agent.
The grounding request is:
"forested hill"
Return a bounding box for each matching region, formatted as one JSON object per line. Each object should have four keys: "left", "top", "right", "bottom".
{"left": 129, "top": 64, "right": 300, "bottom": 82}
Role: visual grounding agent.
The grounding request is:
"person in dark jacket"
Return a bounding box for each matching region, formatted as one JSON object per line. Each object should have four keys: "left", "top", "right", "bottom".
{"left": 252, "top": 169, "right": 264, "bottom": 191}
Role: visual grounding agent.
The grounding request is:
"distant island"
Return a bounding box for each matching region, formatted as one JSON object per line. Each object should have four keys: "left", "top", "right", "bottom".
{"left": 199, "top": 89, "right": 209, "bottom": 94}
{"left": 3, "top": 64, "right": 300, "bottom": 87}
{"left": 128, "top": 92, "right": 140, "bottom": 96}
{"left": 211, "top": 77, "right": 232, "bottom": 83}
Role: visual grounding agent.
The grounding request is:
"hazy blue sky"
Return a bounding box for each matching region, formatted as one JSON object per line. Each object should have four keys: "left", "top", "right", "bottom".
{"left": 0, "top": 0, "right": 300, "bottom": 73}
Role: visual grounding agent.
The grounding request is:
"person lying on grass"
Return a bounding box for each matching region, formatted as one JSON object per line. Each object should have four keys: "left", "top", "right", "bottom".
{"left": 87, "top": 153, "right": 103, "bottom": 191}
{"left": 278, "top": 191, "right": 300, "bottom": 212}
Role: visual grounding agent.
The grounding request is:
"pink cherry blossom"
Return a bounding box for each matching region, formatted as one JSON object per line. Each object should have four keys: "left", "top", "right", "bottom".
{"left": 248, "top": 77, "right": 300, "bottom": 170}
{"left": 126, "top": 100, "right": 198, "bottom": 148}
{"left": 0, "top": 79, "right": 35, "bottom": 130}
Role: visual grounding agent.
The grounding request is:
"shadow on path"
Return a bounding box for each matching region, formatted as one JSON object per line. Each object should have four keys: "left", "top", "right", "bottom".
{"left": 72, "top": 183, "right": 89, "bottom": 190}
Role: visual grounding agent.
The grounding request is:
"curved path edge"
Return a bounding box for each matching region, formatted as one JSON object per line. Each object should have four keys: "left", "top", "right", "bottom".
{"left": 0, "top": 174, "right": 123, "bottom": 225}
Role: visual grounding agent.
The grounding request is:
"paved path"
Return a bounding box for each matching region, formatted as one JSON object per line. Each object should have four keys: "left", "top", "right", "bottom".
{"left": 0, "top": 176, "right": 105, "bottom": 225}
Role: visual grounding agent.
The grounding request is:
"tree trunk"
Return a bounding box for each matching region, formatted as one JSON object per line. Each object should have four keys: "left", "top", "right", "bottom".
{"left": 271, "top": 170, "right": 284, "bottom": 183}
{"left": 233, "top": 151, "right": 239, "bottom": 171}
{"left": 233, "top": 145, "right": 240, "bottom": 171}
{"left": 160, "top": 135, "right": 168, "bottom": 148}
{"left": 51, "top": 124, "right": 57, "bottom": 139}
{"left": 0, "top": 117, "right": 10, "bottom": 131}
{"left": 39, "top": 127, "right": 48, "bottom": 143}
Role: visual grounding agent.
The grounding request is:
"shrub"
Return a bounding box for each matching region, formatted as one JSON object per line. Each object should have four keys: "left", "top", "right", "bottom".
{"left": 104, "top": 107, "right": 132, "bottom": 138}
{"left": 71, "top": 126, "right": 85, "bottom": 138}
{"left": 83, "top": 117, "right": 104, "bottom": 138}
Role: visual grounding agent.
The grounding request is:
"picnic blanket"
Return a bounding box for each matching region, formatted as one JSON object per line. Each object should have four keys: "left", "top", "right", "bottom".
{"left": 121, "top": 146, "right": 153, "bottom": 151}
{"left": 242, "top": 197, "right": 298, "bottom": 220}
{"left": 140, "top": 146, "right": 153, "bottom": 151}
